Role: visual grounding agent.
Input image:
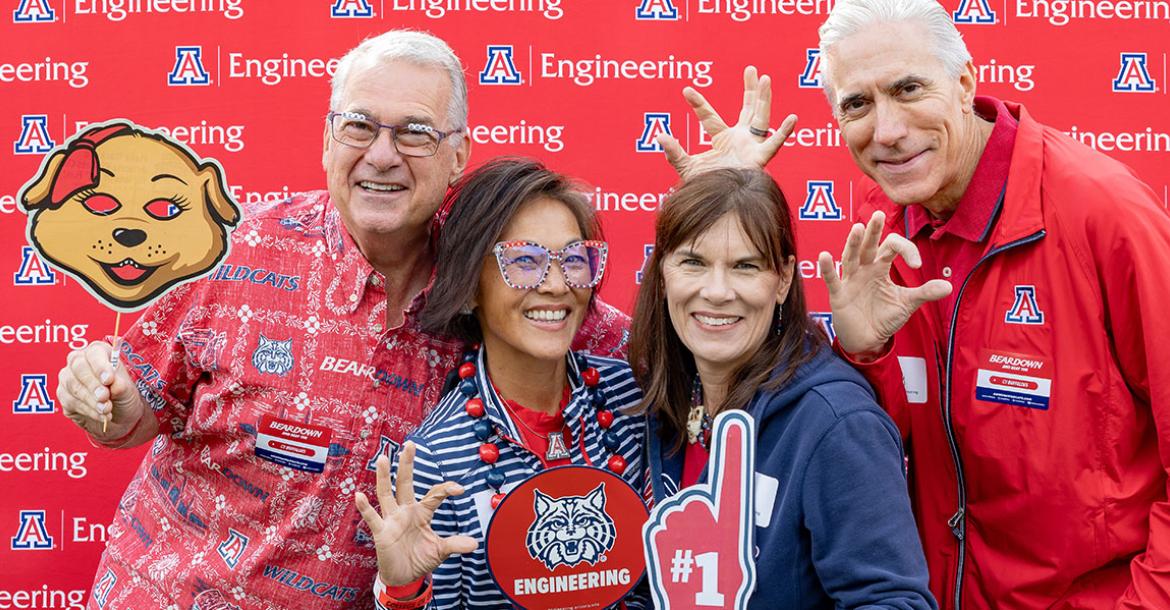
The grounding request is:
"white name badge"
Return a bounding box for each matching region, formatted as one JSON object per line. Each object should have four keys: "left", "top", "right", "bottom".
{"left": 975, "top": 349, "right": 1052, "bottom": 410}
{"left": 254, "top": 415, "right": 331, "bottom": 473}
{"left": 897, "top": 356, "right": 929, "bottom": 404}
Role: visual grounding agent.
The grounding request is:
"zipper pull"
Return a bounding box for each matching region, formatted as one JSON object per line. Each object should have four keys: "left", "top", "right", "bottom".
{"left": 948, "top": 507, "right": 965, "bottom": 540}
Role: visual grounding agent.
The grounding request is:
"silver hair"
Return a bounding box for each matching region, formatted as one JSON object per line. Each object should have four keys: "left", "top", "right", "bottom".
{"left": 818, "top": 0, "right": 972, "bottom": 105}
{"left": 329, "top": 29, "right": 468, "bottom": 130}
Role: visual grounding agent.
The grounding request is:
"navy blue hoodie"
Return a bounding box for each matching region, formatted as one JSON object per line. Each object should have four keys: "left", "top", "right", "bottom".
{"left": 646, "top": 346, "right": 937, "bottom": 609}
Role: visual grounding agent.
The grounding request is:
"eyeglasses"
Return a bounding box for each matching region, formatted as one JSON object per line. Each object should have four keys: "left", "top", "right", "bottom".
{"left": 326, "top": 111, "right": 462, "bottom": 157}
{"left": 492, "top": 240, "right": 608, "bottom": 290}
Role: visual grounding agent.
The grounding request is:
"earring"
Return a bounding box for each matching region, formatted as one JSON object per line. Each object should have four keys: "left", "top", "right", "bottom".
{"left": 460, "top": 305, "right": 473, "bottom": 315}
{"left": 774, "top": 308, "right": 783, "bottom": 336}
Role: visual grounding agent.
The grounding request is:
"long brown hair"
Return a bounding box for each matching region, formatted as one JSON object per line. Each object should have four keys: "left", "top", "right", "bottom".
{"left": 629, "top": 168, "right": 825, "bottom": 451}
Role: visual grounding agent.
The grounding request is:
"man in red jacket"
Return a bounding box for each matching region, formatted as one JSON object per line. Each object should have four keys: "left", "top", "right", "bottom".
{"left": 812, "top": 0, "right": 1170, "bottom": 608}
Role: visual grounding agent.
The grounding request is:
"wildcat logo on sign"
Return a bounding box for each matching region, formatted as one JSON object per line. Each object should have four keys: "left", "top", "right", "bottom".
{"left": 527, "top": 484, "right": 616, "bottom": 570}
{"left": 486, "top": 466, "right": 648, "bottom": 610}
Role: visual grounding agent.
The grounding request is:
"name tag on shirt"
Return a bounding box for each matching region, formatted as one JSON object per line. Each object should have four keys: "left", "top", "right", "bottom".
{"left": 975, "top": 349, "right": 1052, "bottom": 410}
{"left": 255, "top": 415, "right": 332, "bottom": 472}
{"left": 754, "top": 472, "right": 780, "bottom": 529}
{"left": 897, "top": 356, "right": 929, "bottom": 404}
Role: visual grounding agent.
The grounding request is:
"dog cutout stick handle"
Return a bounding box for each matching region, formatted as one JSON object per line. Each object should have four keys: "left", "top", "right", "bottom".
{"left": 105, "top": 312, "right": 122, "bottom": 433}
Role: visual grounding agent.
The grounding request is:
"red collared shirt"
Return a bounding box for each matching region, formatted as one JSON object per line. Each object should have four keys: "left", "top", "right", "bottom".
{"left": 905, "top": 96, "right": 1018, "bottom": 333}
{"left": 91, "top": 191, "right": 630, "bottom": 610}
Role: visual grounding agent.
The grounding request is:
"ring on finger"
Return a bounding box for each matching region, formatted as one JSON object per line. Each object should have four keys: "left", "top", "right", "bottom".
{"left": 749, "top": 126, "right": 769, "bottom": 138}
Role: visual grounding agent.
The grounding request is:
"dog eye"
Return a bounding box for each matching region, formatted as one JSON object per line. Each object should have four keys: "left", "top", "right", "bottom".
{"left": 144, "top": 198, "right": 183, "bottom": 220}
{"left": 81, "top": 194, "right": 121, "bottom": 216}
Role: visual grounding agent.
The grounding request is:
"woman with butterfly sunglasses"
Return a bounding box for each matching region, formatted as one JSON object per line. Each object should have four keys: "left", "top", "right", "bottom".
{"left": 354, "top": 158, "right": 648, "bottom": 609}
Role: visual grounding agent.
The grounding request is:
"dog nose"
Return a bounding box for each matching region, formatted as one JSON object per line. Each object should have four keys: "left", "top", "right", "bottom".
{"left": 112, "top": 228, "right": 147, "bottom": 247}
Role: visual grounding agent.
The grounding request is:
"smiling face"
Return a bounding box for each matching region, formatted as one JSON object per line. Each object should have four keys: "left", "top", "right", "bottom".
{"left": 662, "top": 213, "right": 793, "bottom": 384}
{"left": 473, "top": 197, "right": 592, "bottom": 372}
{"left": 322, "top": 60, "right": 470, "bottom": 251}
{"left": 26, "top": 133, "right": 236, "bottom": 309}
{"left": 826, "top": 20, "right": 979, "bottom": 211}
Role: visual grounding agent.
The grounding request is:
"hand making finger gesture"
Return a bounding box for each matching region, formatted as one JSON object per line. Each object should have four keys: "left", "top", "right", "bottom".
{"left": 817, "top": 211, "right": 953, "bottom": 357}
{"left": 658, "top": 65, "right": 798, "bottom": 179}
{"left": 355, "top": 442, "right": 478, "bottom": 590}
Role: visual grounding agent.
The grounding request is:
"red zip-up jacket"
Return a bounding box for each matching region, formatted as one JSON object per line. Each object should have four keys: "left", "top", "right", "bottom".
{"left": 847, "top": 102, "right": 1170, "bottom": 609}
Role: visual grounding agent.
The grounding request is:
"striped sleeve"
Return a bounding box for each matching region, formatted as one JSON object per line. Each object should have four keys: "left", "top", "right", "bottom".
{"left": 398, "top": 439, "right": 465, "bottom": 609}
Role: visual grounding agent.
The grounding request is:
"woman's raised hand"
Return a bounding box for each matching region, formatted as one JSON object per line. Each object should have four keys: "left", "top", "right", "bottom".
{"left": 355, "top": 442, "right": 479, "bottom": 588}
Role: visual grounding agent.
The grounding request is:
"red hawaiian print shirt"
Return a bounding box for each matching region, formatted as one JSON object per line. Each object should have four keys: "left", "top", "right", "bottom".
{"left": 87, "top": 191, "right": 630, "bottom": 610}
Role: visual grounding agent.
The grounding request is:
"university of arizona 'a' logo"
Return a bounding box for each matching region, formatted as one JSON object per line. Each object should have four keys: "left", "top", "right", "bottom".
{"left": 14, "top": 374, "right": 54, "bottom": 413}
{"left": 11, "top": 510, "right": 53, "bottom": 549}
{"left": 526, "top": 483, "right": 616, "bottom": 570}
{"left": 479, "top": 45, "right": 522, "bottom": 85}
{"left": 635, "top": 244, "right": 655, "bottom": 284}
{"left": 1113, "top": 53, "right": 1156, "bottom": 92}
{"left": 13, "top": 0, "right": 55, "bottom": 22}
{"left": 366, "top": 435, "right": 401, "bottom": 471}
{"left": 330, "top": 0, "right": 373, "bottom": 17}
{"left": 178, "top": 325, "right": 228, "bottom": 371}
{"left": 952, "top": 0, "right": 997, "bottom": 24}
{"left": 810, "top": 312, "right": 836, "bottom": 342}
{"left": 217, "top": 528, "right": 249, "bottom": 569}
{"left": 1005, "top": 285, "right": 1045, "bottom": 324}
{"left": 15, "top": 245, "right": 57, "bottom": 285}
{"left": 168, "top": 46, "right": 211, "bottom": 86}
{"left": 93, "top": 569, "right": 117, "bottom": 608}
{"left": 636, "top": 113, "right": 671, "bottom": 153}
{"left": 636, "top": 0, "right": 678, "bottom": 20}
{"left": 799, "top": 181, "right": 842, "bottom": 220}
{"left": 251, "top": 335, "right": 294, "bottom": 376}
{"left": 13, "top": 115, "right": 54, "bottom": 155}
{"left": 798, "top": 49, "right": 822, "bottom": 88}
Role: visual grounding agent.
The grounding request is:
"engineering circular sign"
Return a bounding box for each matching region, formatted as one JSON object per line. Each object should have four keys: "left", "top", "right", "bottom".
{"left": 485, "top": 465, "right": 649, "bottom": 610}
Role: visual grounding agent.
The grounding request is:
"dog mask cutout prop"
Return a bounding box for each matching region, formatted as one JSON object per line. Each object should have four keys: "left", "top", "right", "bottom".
{"left": 19, "top": 120, "right": 241, "bottom": 311}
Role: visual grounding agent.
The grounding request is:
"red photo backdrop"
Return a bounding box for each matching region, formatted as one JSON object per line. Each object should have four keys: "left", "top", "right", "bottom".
{"left": 3, "top": 0, "right": 1167, "bottom": 606}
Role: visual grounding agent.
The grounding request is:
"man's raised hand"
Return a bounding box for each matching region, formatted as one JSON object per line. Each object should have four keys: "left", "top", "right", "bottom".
{"left": 818, "top": 211, "right": 953, "bottom": 357}
{"left": 658, "top": 66, "right": 797, "bottom": 179}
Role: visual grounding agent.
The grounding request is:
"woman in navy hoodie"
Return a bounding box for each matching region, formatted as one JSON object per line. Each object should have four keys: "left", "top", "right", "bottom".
{"left": 630, "top": 168, "right": 936, "bottom": 610}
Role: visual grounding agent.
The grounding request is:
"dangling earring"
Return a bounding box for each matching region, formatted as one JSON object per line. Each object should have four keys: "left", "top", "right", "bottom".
{"left": 774, "top": 307, "right": 783, "bottom": 336}
{"left": 460, "top": 304, "right": 473, "bottom": 315}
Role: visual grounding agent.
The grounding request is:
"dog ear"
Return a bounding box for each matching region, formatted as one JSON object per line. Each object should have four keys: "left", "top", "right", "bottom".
{"left": 199, "top": 162, "right": 241, "bottom": 226}
{"left": 19, "top": 151, "right": 67, "bottom": 211}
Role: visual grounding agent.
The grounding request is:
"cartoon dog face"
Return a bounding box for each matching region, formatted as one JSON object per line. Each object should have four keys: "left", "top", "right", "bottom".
{"left": 19, "top": 121, "right": 240, "bottom": 311}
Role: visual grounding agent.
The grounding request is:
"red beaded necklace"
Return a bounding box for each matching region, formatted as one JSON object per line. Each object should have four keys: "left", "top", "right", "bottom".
{"left": 456, "top": 348, "right": 626, "bottom": 509}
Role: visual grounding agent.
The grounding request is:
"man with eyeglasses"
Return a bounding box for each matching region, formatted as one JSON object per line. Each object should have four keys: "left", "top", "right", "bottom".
{"left": 52, "top": 31, "right": 634, "bottom": 610}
